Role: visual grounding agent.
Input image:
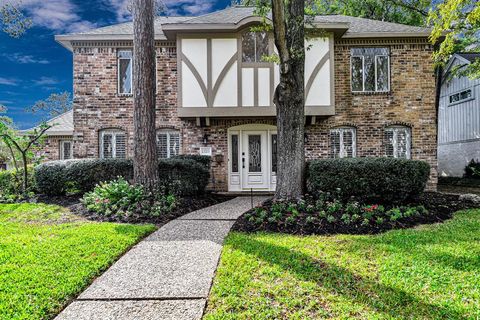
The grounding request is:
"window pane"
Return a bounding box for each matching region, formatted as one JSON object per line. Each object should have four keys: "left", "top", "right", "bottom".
{"left": 384, "top": 130, "right": 394, "bottom": 157}
{"left": 376, "top": 56, "right": 389, "bottom": 91}
{"left": 330, "top": 131, "right": 341, "bottom": 158}
{"left": 169, "top": 133, "right": 180, "bottom": 157}
{"left": 255, "top": 32, "right": 268, "bottom": 62}
{"left": 103, "top": 134, "right": 113, "bottom": 159}
{"left": 351, "top": 57, "right": 363, "bottom": 91}
{"left": 119, "top": 58, "right": 132, "bottom": 94}
{"left": 364, "top": 55, "right": 375, "bottom": 91}
{"left": 242, "top": 32, "right": 255, "bottom": 63}
{"left": 115, "top": 133, "right": 126, "bottom": 159}
{"left": 231, "top": 135, "right": 239, "bottom": 173}
{"left": 396, "top": 129, "right": 409, "bottom": 159}
{"left": 343, "top": 130, "right": 354, "bottom": 158}
{"left": 248, "top": 135, "right": 262, "bottom": 172}
{"left": 62, "top": 141, "right": 72, "bottom": 160}
{"left": 271, "top": 134, "right": 277, "bottom": 173}
{"left": 157, "top": 133, "right": 168, "bottom": 159}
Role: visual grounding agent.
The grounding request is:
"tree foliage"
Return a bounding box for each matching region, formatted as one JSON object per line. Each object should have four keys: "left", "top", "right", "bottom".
{"left": 0, "top": 1, "right": 31, "bottom": 38}
{"left": 429, "top": 0, "right": 480, "bottom": 79}
{"left": 28, "top": 92, "right": 73, "bottom": 117}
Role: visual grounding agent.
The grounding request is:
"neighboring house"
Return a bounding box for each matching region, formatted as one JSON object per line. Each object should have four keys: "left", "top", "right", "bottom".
{"left": 30, "top": 110, "right": 74, "bottom": 161}
{"left": 438, "top": 53, "right": 480, "bottom": 177}
{"left": 52, "top": 6, "right": 438, "bottom": 192}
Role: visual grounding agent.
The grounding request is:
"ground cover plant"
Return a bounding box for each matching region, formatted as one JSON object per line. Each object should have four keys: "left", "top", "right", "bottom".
{"left": 0, "top": 203, "right": 155, "bottom": 320}
{"left": 205, "top": 209, "right": 480, "bottom": 319}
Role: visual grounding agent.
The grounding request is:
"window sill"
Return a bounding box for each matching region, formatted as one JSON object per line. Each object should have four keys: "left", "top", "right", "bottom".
{"left": 351, "top": 91, "right": 391, "bottom": 96}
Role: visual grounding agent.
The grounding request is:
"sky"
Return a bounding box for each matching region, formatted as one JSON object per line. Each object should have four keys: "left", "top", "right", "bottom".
{"left": 0, "top": 0, "right": 231, "bottom": 129}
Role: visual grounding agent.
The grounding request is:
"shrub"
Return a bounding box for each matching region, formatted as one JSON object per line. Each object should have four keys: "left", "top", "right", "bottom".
{"left": 172, "top": 155, "right": 211, "bottom": 169}
{"left": 464, "top": 159, "right": 480, "bottom": 179}
{"left": 0, "top": 167, "right": 35, "bottom": 202}
{"left": 306, "top": 158, "right": 430, "bottom": 204}
{"left": 36, "top": 158, "right": 209, "bottom": 196}
{"left": 82, "top": 177, "right": 176, "bottom": 220}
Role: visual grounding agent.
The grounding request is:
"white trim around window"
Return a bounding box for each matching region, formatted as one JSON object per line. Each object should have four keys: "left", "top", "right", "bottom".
{"left": 384, "top": 126, "right": 411, "bottom": 159}
{"left": 330, "top": 127, "right": 356, "bottom": 158}
{"left": 117, "top": 49, "right": 133, "bottom": 95}
{"left": 100, "top": 129, "right": 127, "bottom": 159}
{"left": 156, "top": 129, "right": 181, "bottom": 159}
{"left": 60, "top": 140, "right": 73, "bottom": 160}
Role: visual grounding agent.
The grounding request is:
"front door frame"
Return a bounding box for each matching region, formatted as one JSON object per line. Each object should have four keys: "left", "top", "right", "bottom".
{"left": 227, "top": 123, "right": 277, "bottom": 192}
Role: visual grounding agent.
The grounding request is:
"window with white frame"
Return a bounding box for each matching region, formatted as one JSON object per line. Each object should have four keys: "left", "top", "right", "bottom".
{"left": 384, "top": 126, "right": 411, "bottom": 159}
{"left": 60, "top": 140, "right": 73, "bottom": 160}
{"left": 157, "top": 130, "right": 180, "bottom": 159}
{"left": 242, "top": 31, "right": 269, "bottom": 63}
{"left": 100, "top": 130, "right": 126, "bottom": 159}
{"left": 118, "top": 50, "right": 133, "bottom": 94}
{"left": 330, "top": 127, "right": 356, "bottom": 158}
{"left": 449, "top": 88, "right": 473, "bottom": 105}
{"left": 351, "top": 48, "right": 390, "bottom": 92}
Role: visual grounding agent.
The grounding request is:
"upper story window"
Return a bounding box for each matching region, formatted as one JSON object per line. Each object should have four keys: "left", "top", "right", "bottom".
{"left": 242, "top": 31, "right": 269, "bottom": 63}
{"left": 118, "top": 50, "right": 133, "bottom": 95}
{"left": 351, "top": 48, "right": 390, "bottom": 93}
{"left": 330, "top": 127, "right": 356, "bottom": 158}
{"left": 384, "top": 126, "right": 411, "bottom": 159}
{"left": 60, "top": 140, "right": 73, "bottom": 160}
{"left": 449, "top": 88, "right": 473, "bottom": 105}
{"left": 100, "top": 129, "right": 126, "bottom": 159}
{"left": 157, "top": 129, "right": 180, "bottom": 159}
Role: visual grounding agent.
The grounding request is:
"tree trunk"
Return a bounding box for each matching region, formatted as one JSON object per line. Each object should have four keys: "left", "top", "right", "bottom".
{"left": 272, "top": 0, "right": 306, "bottom": 200}
{"left": 133, "top": 0, "right": 158, "bottom": 191}
{"left": 21, "top": 152, "right": 27, "bottom": 193}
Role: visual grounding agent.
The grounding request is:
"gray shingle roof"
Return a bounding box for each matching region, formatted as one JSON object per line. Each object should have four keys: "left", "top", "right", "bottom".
{"left": 57, "top": 5, "right": 431, "bottom": 41}
{"left": 457, "top": 53, "right": 480, "bottom": 63}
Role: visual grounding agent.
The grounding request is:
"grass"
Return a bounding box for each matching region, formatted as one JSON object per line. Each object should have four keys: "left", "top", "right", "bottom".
{"left": 0, "top": 203, "right": 156, "bottom": 320}
{"left": 205, "top": 209, "right": 480, "bottom": 320}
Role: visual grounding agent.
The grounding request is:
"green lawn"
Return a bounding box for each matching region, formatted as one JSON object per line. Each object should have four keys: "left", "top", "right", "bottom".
{"left": 0, "top": 203, "right": 156, "bottom": 320}
{"left": 205, "top": 210, "right": 480, "bottom": 320}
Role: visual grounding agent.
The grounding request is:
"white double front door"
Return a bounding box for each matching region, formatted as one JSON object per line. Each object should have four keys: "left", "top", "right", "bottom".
{"left": 228, "top": 124, "right": 277, "bottom": 192}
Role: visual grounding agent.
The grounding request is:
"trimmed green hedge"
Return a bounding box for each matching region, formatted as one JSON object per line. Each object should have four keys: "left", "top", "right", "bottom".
{"left": 171, "top": 155, "right": 211, "bottom": 169}
{"left": 306, "top": 158, "right": 430, "bottom": 204}
{"left": 35, "top": 157, "right": 210, "bottom": 196}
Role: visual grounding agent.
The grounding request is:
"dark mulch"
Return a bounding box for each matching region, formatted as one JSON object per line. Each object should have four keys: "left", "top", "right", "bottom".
{"left": 233, "top": 191, "right": 479, "bottom": 235}
{"left": 69, "top": 193, "right": 233, "bottom": 226}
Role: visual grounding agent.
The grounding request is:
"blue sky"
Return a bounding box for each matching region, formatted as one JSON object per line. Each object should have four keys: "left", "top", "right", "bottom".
{"left": 0, "top": 0, "right": 230, "bottom": 129}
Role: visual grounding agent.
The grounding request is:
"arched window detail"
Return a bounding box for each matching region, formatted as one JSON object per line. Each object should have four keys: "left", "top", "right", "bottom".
{"left": 157, "top": 129, "right": 180, "bottom": 159}
{"left": 100, "top": 129, "right": 126, "bottom": 159}
{"left": 384, "top": 126, "right": 411, "bottom": 159}
{"left": 330, "top": 127, "right": 356, "bottom": 158}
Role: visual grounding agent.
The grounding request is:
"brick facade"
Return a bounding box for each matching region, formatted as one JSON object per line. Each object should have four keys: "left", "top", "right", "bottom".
{"left": 70, "top": 37, "right": 438, "bottom": 191}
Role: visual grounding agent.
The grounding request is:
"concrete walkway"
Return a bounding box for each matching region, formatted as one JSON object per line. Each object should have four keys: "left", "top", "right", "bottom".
{"left": 56, "top": 196, "right": 268, "bottom": 320}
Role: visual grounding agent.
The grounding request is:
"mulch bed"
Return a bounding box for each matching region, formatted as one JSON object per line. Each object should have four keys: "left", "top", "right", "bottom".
{"left": 68, "top": 193, "right": 234, "bottom": 225}
{"left": 233, "top": 191, "right": 480, "bottom": 235}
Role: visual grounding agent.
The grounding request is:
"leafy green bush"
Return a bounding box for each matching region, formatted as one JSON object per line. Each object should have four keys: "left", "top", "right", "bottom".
{"left": 36, "top": 157, "right": 209, "bottom": 196}
{"left": 172, "top": 155, "right": 211, "bottom": 169}
{"left": 82, "top": 177, "right": 176, "bottom": 220}
{"left": 464, "top": 159, "right": 480, "bottom": 179}
{"left": 242, "top": 196, "right": 431, "bottom": 234}
{"left": 0, "top": 168, "right": 35, "bottom": 202}
{"left": 306, "top": 158, "right": 430, "bottom": 204}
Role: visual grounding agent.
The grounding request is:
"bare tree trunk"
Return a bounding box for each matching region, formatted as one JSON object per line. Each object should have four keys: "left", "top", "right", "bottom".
{"left": 133, "top": 0, "right": 158, "bottom": 191}
{"left": 21, "top": 151, "right": 28, "bottom": 193}
{"left": 272, "top": 0, "right": 306, "bottom": 200}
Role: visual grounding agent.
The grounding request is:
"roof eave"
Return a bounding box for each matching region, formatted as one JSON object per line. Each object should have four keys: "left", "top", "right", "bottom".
{"left": 342, "top": 31, "right": 432, "bottom": 38}
{"left": 55, "top": 34, "right": 170, "bottom": 50}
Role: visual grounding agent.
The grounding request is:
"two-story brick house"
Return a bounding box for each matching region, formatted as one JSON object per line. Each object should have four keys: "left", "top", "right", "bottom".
{"left": 52, "top": 6, "right": 438, "bottom": 192}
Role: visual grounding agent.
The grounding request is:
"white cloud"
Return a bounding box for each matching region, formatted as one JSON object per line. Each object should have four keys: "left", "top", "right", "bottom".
{"left": 1, "top": 53, "right": 49, "bottom": 64}
{"left": 0, "top": 77, "right": 19, "bottom": 86}
{"left": 4, "top": 0, "right": 97, "bottom": 33}
{"left": 33, "top": 76, "right": 60, "bottom": 86}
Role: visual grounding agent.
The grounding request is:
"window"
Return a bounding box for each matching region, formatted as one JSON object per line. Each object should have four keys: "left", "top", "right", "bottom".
{"left": 242, "top": 31, "right": 269, "bottom": 63}
{"left": 351, "top": 48, "right": 390, "bottom": 92}
{"left": 157, "top": 130, "right": 180, "bottom": 159}
{"left": 449, "top": 89, "right": 473, "bottom": 105}
{"left": 384, "top": 126, "right": 411, "bottom": 159}
{"left": 231, "top": 134, "right": 239, "bottom": 173}
{"left": 330, "top": 127, "right": 356, "bottom": 158}
{"left": 118, "top": 50, "right": 133, "bottom": 94}
{"left": 100, "top": 130, "right": 126, "bottom": 159}
{"left": 60, "top": 140, "right": 73, "bottom": 160}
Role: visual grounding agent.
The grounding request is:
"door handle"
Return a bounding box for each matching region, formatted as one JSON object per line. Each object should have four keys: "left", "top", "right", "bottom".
{"left": 242, "top": 157, "right": 245, "bottom": 169}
